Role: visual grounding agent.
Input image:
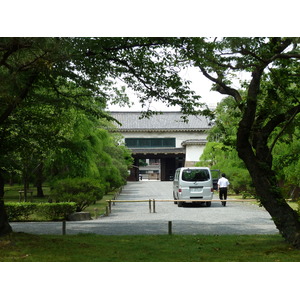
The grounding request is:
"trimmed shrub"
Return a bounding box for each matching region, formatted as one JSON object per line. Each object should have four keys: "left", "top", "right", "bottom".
{"left": 5, "top": 202, "right": 77, "bottom": 221}
{"left": 50, "top": 177, "right": 104, "bottom": 212}
{"left": 36, "top": 202, "right": 77, "bottom": 220}
{"left": 6, "top": 202, "right": 37, "bottom": 221}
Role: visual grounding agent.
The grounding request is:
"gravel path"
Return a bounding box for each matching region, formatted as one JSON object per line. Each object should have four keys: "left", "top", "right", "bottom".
{"left": 11, "top": 181, "right": 279, "bottom": 235}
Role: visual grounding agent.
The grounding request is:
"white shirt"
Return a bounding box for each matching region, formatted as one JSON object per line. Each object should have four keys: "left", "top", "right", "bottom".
{"left": 218, "top": 177, "right": 230, "bottom": 188}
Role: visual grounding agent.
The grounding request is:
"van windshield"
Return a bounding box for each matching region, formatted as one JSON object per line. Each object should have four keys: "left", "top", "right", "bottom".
{"left": 182, "top": 169, "right": 210, "bottom": 182}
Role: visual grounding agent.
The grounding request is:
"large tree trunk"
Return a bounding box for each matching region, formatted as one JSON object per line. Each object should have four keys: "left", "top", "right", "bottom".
{"left": 0, "top": 172, "right": 4, "bottom": 199}
{"left": 0, "top": 200, "right": 12, "bottom": 236}
{"left": 237, "top": 137, "right": 300, "bottom": 248}
{"left": 234, "top": 62, "right": 300, "bottom": 248}
{"left": 0, "top": 173, "right": 12, "bottom": 236}
{"left": 251, "top": 164, "right": 300, "bottom": 247}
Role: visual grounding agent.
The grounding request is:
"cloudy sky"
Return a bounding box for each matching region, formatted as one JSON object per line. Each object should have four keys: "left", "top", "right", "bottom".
{"left": 108, "top": 67, "right": 225, "bottom": 112}
{"left": 108, "top": 65, "right": 253, "bottom": 112}
{"left": 108, "top": 65, "right": 227, "bottom": 111}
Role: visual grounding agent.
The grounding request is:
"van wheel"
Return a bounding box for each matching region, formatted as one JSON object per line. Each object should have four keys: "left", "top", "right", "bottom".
{"left": 178, "top": 201, "right": 183, "bottom": 207}
{"left": 206, "top": 201, "right": 211, "bottom": 207}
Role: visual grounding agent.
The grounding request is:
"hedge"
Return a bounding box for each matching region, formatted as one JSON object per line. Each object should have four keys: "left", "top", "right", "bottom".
{"left": 5, "top": 202, "right": 77, "bottom": 221}
{"left": 36, "top": 202, "right": 77, "bottom": 220}
{"left": 5, "top": 202, "right": 37, "bottom": 221}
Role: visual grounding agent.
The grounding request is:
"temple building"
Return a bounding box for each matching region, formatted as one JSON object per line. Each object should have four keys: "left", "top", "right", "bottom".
{"left": 110, "top": 111, "right": 212, "bottom": 181}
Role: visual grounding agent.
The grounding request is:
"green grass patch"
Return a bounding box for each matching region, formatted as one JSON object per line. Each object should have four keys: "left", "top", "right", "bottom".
{"left": 287, "top": 201, "right": 298, "bottom": 210}
{"left": 1, "top": 233, "right": 299, "bottom": 262}
{"left": 4, "top": 185, "right": 51, "bottom": 202}
{"left": 83, "top": 191, "right": 117, "bottom": 218}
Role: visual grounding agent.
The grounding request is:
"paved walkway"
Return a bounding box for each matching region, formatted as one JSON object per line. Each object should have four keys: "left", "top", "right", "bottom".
{"left": 11, "top": 181, "right": 279, "bottom": 236}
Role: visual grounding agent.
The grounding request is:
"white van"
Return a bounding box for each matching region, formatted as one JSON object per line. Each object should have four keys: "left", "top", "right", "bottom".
{"left": 173, "top": 167, "right": 214, "bottom": 207}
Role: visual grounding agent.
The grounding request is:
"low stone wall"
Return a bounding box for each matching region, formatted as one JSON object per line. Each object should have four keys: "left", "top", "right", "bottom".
{"left": 67, "top": 212, "right": 91, "bottom": 221}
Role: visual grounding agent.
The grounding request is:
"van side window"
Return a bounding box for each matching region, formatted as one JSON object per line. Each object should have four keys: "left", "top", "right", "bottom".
{"left": 182, "top": 169, "right": 210, "bottom": 182}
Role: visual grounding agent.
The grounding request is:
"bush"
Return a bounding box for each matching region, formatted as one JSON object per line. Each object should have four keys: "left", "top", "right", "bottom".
{"left": 50, "top": 177, "right": 104, "bottom": 212}
{"left": 241, "top": 191, "right": 256, "bottom": 199}
{"left": 5, "top": 202, "right": 77, "bottom": 221}
{"left": 6, "top": 202, "right": 37, "bottom": 221}
{"left": 36, "top": 202, "right": 76, "bottom": 220}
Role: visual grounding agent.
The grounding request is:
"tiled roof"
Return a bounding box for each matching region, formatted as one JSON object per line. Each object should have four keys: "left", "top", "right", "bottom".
{"left": 181, "top": 139, "right": 207, "bottom": 146}
{"left": 109, "top": 111, "right": 211, "bottom": 132}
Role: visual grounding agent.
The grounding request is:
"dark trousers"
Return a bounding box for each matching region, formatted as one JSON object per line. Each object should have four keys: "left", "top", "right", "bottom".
{"left": 219, "top": 187, "right": 228, "bottom": 200}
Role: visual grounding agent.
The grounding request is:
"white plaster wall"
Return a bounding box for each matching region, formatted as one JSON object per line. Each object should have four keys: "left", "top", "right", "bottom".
{"left": 185, "top": 144, "right": 205, "bottom": 161}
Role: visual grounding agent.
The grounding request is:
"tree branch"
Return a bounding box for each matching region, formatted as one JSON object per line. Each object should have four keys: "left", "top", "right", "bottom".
{"left": 198, "top": 65, "right": 243, "bottom": 103}
{"left": 263, "top": 104, "right": 300, "bottom": 140}
{"left": 268, "top": 108, "right": 299, "bottom": 156}
{"left": 275, "top": 53, "right": 300, "bottom": 59}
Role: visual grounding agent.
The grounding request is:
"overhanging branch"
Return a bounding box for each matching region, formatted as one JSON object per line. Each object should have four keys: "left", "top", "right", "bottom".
{"left": 198, "top": 65, "right": 243, "bottom": 104}
{"left": 265, "top": 104, "right": 300, "bottom": 156}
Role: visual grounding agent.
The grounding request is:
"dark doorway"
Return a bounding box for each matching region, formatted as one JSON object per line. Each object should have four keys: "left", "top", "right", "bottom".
{"left": 127, "top": 153, "right": 185, "bottom": 181}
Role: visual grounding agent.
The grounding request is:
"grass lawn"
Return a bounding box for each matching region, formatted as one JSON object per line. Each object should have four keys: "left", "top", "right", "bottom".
{"left": 1, "top": 232, "right": 299, "bottom": 262}
{"left": 231, "top": 193, "right": 299, "bottom": 210}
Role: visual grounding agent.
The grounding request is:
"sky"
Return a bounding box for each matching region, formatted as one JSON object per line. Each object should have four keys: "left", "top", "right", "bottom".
{"left": 108, "top": 66, "right": 253, "bottom": 112}
{"left": 108, "top": 66, "right": 226, "bottom": 112}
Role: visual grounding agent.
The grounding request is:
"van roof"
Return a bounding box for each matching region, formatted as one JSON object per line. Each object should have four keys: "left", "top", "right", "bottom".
{"left": 177, "top": 167, "right": 210, "bottom": 170}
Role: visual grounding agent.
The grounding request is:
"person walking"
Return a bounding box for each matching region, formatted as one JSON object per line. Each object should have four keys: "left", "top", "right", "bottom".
{"left": 218, "top": 173, "right": 230, "bottom": 206}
